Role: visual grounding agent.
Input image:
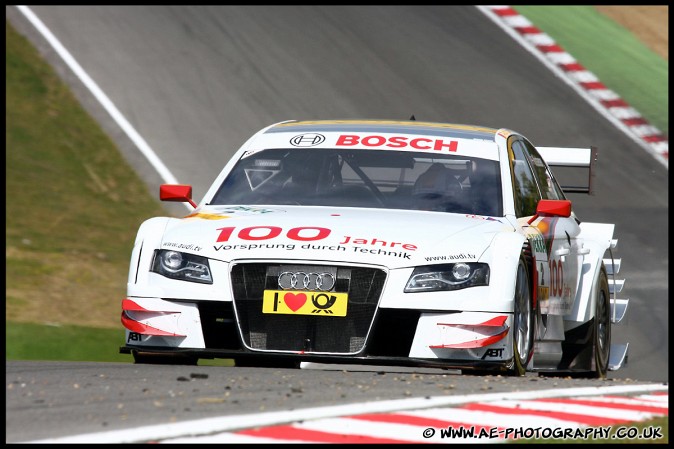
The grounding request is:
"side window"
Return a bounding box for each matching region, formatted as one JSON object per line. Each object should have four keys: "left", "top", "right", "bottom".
{"left": 522, "top": 140, "right": 566, "bottom": 200}
{"left": 509, "top": 140, "right": 541, "bottom": 217}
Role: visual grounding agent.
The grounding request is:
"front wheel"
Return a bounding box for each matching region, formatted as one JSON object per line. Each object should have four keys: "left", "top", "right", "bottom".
{"left": 507, "top": 259, "right": 534, "bottom": 376}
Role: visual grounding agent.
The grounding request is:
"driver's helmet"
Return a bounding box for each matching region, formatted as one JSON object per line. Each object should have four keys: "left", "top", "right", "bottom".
{"left": 412, "top": 163, "right": 462, "bottom": 210}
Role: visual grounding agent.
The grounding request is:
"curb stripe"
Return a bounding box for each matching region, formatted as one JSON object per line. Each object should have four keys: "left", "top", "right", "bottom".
{"left": 482, "top": 399, "right": 664, "bottom": 422}
{"left": 584, "top": 395, "right": 670, "bottom": 407}
{"left": 350, "top": 412, "right": 497, "bottom": 432}
{"left": 400, "top": 407, "right": 582, "bottom": 429}
{"left": 292, "top": 418, "right": 441, "bottom": 443}
{"left": 477, "top": 5, "right": 668, "bottom": 167}
{"left": 220, "top": 393, "right": 668, "bottom": 443}
{"left": 237, "top": 425, "right": 409, "bottom": 444}
{"left": 462, "top": 402, "right": 628, "bottom": 427}
{"left": 20, "top": 385, "right": 668, "bottom": 443}
{"left": 538, "top": 397, "right": 670, "bottom": 414}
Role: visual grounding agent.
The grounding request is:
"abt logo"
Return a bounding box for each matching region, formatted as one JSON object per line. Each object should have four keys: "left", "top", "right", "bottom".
{"left": 481, "top": 348, "right": 505, "bottom": 359}
{"left": 127, "top": 332, "right": 143, "bottom": 343}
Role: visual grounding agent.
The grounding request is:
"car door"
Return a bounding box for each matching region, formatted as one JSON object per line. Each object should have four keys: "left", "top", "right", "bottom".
{"left": 509, "top": 137, "right": 582, "bottom": 316}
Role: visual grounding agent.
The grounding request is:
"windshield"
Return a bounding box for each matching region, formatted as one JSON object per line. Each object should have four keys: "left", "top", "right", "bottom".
{"left": 210, "top": 148, "right": 502, "bottom": 216}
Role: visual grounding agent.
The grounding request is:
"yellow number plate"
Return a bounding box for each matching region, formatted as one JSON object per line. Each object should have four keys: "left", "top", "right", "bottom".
{"left": 262, "top": 290, "right": 348, "bottom": 316}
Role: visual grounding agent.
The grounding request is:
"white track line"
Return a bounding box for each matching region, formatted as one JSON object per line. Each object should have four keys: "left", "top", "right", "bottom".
{"left": 15, "top": 5, "right": 182, "bottom": 187}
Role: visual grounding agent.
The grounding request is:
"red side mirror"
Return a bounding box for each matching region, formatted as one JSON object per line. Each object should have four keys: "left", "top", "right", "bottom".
{"left": 160, "top": 184, "right": 197, "bottom": 208}
{"left": 528, "top": 199, "right": 571, "bottom": 224}
{"left": 536, "top": 199, "right": 571, "bottom": 217}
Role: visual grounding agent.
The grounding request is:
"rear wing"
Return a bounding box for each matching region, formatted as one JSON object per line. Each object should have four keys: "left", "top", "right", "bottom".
{"left": 537, "top": 146, "right": 597, "bottom": 195}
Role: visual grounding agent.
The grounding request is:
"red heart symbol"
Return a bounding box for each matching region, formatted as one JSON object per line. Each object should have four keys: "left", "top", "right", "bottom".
{"left": 283, "top": 292, "right": 307, "bottom": 312}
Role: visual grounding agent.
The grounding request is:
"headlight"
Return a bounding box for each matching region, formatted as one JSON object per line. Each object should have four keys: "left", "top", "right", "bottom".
{"left": 151, "top": 250, "right": 213, "bottom": 284}
{"left": 404, "top": 263, "right": 489, "bottom": 292}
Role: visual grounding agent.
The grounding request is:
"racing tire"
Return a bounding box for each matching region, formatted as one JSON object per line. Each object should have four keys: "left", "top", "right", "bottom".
{"left": 551, "top": 266, "right": 611, "bottom": 378}
{"left": 507, "top": 258, "right": 534, "bottom": 376}
{"left": 132, "top": 350, "right": 198, "bottom": 366}
{"left": 591, "top": 268, "right": 611, "bottom": 379}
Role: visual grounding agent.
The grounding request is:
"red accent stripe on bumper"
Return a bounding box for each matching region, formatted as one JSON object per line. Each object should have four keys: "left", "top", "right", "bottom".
{"left": 430, "top": 327, "right": 509, "bottom": 349}
{"left": 120, "top": 311, "right": 186, "bottom": 337}
{"left": 437, "top": 315, "right": 508, "bottom": 327}
{"left": 122, "top": 298, "right": 147, "bottom": 311}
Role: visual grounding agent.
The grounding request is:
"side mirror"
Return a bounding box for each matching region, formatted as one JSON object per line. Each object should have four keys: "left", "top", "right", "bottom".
{"left": 160, "top": 184, "right": 197, "bottom": 208}
{"left": 528, "top": 199, "right": 571, "bottom": 224}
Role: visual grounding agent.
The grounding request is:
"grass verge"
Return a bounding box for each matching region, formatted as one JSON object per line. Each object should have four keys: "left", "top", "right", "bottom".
{"left": 514, "top": 6, "right": 668, "bottom": 134}
{"left": 6, "top": 21, "right": 167, "bottom": 346}
{"left": 6, "top": 322, "right": 129, "bottom": 363}
{"left": 6, "top": 322, "right": 233, "bottom": 366}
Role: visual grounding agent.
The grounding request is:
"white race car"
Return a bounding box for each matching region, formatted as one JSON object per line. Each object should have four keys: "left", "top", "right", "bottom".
{"left": 120, "top": 120, "right": 629, "bottom": 377}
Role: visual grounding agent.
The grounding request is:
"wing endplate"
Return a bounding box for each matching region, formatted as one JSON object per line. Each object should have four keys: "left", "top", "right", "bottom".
{"left": 537, "top": 146, "right": 597, "bottom": 194}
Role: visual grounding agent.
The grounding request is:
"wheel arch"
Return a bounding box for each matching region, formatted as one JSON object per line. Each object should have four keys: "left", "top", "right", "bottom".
{"left": 483, "top": 231, "right": 528, "bottom": 311}
{"left": 566, "top": 222, "right": 615, "bottom": 325}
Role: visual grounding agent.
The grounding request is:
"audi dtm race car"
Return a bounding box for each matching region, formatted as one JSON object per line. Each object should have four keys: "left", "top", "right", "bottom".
{"left": 120, "top": 120, "right": 629, "bottom": 377}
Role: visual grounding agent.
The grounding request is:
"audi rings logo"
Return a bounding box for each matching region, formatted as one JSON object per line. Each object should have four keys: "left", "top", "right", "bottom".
{"left": 289, "top": 133, "right": 326, "bottom": 147}
{"left": 278, "top": 271, "right": 335, "bottom": 291}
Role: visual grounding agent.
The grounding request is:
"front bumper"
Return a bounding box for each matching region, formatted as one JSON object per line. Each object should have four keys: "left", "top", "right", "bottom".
{"left": 121, "top": 296, "right": 515, "bottom": 370}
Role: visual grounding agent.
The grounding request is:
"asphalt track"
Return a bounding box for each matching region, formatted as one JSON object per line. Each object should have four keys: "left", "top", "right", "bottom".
{"left": 6, "top": 5, "right": 669, "bottom": 443}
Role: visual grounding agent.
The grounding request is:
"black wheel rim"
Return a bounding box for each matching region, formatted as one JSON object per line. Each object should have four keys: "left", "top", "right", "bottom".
{"left": 514, "top": 263, "right": 532, "bottom": 365}
{"left": 596, "top": 287, "right": 610, "bottom": 367}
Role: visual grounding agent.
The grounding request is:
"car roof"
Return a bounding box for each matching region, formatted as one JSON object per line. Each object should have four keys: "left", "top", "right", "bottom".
{"left": 265, "top": 119, "right": 500, "bottom": 142}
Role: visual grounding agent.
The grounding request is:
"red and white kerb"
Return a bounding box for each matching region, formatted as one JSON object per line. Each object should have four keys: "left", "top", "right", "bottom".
{"left": 479, "top": 5, "right": 668, "bottom": 167}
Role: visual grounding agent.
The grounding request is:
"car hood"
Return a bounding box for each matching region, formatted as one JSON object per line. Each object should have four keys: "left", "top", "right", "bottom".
{"left": 158, "top": 205, "right": 514, "bottom": 269}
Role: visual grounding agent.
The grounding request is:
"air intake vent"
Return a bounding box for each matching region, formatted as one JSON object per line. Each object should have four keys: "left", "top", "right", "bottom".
{"left": 231, "top": 263, "right": 386, "bottom": 354}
